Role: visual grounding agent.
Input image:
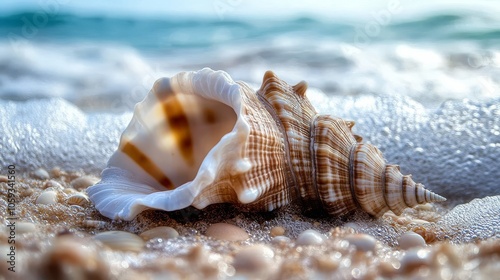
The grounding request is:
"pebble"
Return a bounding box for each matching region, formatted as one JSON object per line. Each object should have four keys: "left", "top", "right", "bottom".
{"left": 93, "top": 231, "right": 144, "bottom": 252}
{"left": 233, "top": 245, "right": 274, "bottom": 273}
{"left": 270, "top": 226, "right": 286, "bottom": 237}
{"left": 205, "top": 223, "right": 248, "bottom": 241}
{"left": 41, "top": 236, "right": 109, "bottom": 279}
{"left": 398, "top": 231, "right": 426, "bottom": 250}
{"left": 400, "top": 248, "right": 431, "bottom": 273}
{"left": 16, "top": 222, "right": 37, "bottom": 234}
{"left": 140, "top": 226, "right": 179, "bottom": 241}
{"left": 271, "top": 236, "right": 291, "bottom": 247}
{"left": 66, "top": 193, "right": 90, "bottom": 207}
{"left": 36, "top": 190, "right": 58, "bottom": 205}
{"left": 312, "top": 255, "right": 339, "bottom": 272}
{"left": 345, "top": 234, "right": 377, "bottom": 252}
{"left": 82, "top": 220, "right": 108, "bottom": 228}
{"left": 296, "top": 229, "right": 325, "bottom": 246}
{"left": 0, "top": 175, "right": 8, "bottom": 183}
{"left": 70, "top": 176, "right": 99, "bottom": 190}
{"left": 33, "top": 168, "right": 50, "bottom": 180}
{"left": 50, "top": 167, "right": 62, "bottom": 177}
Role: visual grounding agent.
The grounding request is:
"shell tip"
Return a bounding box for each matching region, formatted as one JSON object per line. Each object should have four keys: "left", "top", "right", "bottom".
{"left": 263, "top": 71, "right": 277, "bottom": 83}
{"left": 293, "top": 81, "right": 308, "bottom": 97}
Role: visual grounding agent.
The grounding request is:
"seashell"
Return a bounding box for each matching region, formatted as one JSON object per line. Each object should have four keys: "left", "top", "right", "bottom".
{"left": 93, "top": 231, "right": 144, "bottom": 252}
{"left": 87, "top": 68, "right": 446, "bottom": 220}
{"left": 140, "top": 226, "right": 179, "bottom": 241}
{"left": 36, "top": 190, "right": 58, "bottom": 205}
{"left": 70, "top": 176, "right": 99, "bottom": 190}
{"left": 66, "top": 193, "right": 90, "bottom": 207}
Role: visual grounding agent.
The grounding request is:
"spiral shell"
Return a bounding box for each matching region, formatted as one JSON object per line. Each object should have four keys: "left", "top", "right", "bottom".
{"left": 87, "top": 68, "right": 445, "bottom": 220}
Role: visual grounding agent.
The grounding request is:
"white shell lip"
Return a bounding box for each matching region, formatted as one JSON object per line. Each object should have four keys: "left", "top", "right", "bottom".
{"left": 88, "top": 68, "right": 257, "bottom": 220}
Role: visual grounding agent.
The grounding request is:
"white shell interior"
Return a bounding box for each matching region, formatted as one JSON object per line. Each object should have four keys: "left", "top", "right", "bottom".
{"left": 88, "top": 69, "right": 257, "bottom": 220}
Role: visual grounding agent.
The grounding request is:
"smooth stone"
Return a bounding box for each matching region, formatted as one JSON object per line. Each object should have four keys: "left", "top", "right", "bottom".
{"left": 233, "top": 245, "right": 274, "bottom": 273}
{"left": 70, "top": 176, "right": 99, "bottom": 190}
{"left": 205, "top": 223, "right": 249, "bottom": 241}
{"left": 296, "top": 229, "right": 325, "bottom": 246}
{"left": 345, "top": 234, "right": 377, "bottom": 252}
{"left": 93, "top": 231, "right": 144, "bottom": 252}
{"left": 14, "top": 222, "right": 37, "bottom": 234}
{"left": 140, "top": 226, "right": 179, "bottom": 241}
{"left": 33, "top": 168, "right": 50, "bottom": 180}
{"left": 271, "top": 235, "right": 291, "bottom": 246}
{"left": 398, "top": 231, "right": 426, "bottom": 250}
{"left": 0, "top": 175, "right": 8, "bottom": 183}
{"left": 66, "top": 193, "right": 90, "bottom": 207}
{"left": 270, "top": 226, "right": 286, "bottom": 237}
{"left": 36, "top": 190, "right": 58, "bottom": 205}
{"left": 400, "top": 248, "right": 431, "bottom": 273}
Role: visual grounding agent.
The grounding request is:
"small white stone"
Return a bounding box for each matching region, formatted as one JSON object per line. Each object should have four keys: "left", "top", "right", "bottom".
{"left": 296, "top": 229, "right": 325, "bottom": 246}
{"left": 233, "top": 245, "right": 275, "bottom": 273}
{"left": 33, "top": 168, "right": 50, "bottom": 180}
{"left": 271, "top": 235, "right": 291, "bottom": 246}
{"left": 36, "top": 190, "right": 58, "bottom": 205}
{"left": 205, "top": 223, "right": 249, "bottom": 241}
{"left": 93, "top": 231, "right": 144, "bottom": 252}
{"left": 400, "top": 248, "right": 431, "bottom": 273}
{"left": 140, "top": 226, "right": 179, "bottom": 241}
{"left": 345, "top": 233, "right": 377, "bottom": 252}
{"left": 398, "top": 231, "right": 426, "bottom": 250}
{"left": 14, "top": 222, "right": 37, "bottom": 234}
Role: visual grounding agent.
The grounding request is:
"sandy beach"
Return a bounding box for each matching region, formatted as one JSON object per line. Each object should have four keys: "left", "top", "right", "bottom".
{"left": 1, "top": 168, "right": 499, "bottom": 279}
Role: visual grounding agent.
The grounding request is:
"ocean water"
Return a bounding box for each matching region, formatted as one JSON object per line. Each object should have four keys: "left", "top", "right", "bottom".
{"left": 0, "top": 5, "right": 499, "bottom": 201}
{"left": 1, "top": 9, "right": 499, "bottom": 111}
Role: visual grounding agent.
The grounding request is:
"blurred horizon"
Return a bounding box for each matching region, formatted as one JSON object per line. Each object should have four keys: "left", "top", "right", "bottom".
{"left": 0, "top": 0, "right": 499, "bottom": 112}
{"left": 2, "top": 0, "right": 500, "bottom": 21}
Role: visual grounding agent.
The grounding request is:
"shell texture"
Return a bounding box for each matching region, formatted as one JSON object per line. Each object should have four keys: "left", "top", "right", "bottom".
{"left": 87, "top": 68, "right": 445, "bottom": 220}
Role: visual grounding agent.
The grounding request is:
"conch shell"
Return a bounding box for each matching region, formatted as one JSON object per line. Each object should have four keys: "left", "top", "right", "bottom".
{"left": 87, "top": 68, "right": 445, "bottom": 220}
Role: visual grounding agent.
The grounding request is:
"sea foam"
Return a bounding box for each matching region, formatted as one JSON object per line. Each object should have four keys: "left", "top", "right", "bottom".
{"left": 1, "top": 93, "right": 498, "bottom": 202}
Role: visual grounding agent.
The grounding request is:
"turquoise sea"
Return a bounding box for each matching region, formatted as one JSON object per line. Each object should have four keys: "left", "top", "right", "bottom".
{"left": 0, "top": 5, "right": 499, "bottom": 111}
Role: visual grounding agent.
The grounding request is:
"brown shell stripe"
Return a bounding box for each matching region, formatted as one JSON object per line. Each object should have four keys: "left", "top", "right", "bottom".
{"left": 121, "top": 141, "right": 175, "bottom": 190}
{"left": 153, "top": 78, "right": 195, "bottom": 166}
{"left": 348, "top": 143, "right": 361, "bottom": 209}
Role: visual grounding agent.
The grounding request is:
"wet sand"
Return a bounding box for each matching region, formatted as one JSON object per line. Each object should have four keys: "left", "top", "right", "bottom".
{"left": 1, "top": 168, "right": 499, "bottom": 280}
